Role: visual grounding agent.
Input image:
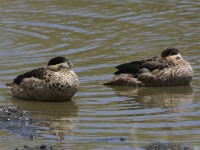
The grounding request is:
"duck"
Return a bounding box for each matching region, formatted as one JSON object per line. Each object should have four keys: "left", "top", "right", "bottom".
{"left": 6, "top": 56, "right": 79, "bottom": 101}
{"left": 104, "top": 48, "right": 193, "bottom": 86}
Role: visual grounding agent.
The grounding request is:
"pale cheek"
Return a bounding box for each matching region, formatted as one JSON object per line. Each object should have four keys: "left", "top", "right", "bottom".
{"left": 166, "top": 57, "right": 174, "bottom": 63}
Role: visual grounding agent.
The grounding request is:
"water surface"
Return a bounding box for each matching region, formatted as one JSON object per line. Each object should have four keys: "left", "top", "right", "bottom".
{"left": 0, "top": 0, "right": 200, "bottom": 149}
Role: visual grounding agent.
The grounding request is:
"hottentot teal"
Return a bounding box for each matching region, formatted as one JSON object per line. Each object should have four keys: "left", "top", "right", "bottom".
{"left": 6, "top": 56, "right": 79, "bottom": 101}
{"left": 104, "top": 48, "right": 193, "bottom": 86}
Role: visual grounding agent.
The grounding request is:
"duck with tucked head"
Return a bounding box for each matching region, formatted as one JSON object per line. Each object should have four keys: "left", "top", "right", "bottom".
{"left": 104, "top": 48, "right": 193, "bottom": 86}
{"left": 6, "top": 56, "right": 79, "bottom": 101}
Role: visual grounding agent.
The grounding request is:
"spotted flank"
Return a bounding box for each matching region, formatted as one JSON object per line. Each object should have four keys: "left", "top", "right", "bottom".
{"left": 6, "top": 56, "right": 79, "bottom": 101}
{"left": 104, "top": 48, "right": 193, "bottom": 86}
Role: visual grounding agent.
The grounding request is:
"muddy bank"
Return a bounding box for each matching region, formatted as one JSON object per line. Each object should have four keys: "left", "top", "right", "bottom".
{"left": 14, "top": 144, "right": 57, "bottom": 150}
{"left": 144, "top": 142, "right": 191, "bottom": 150}
{"left": 0, "top": 105, "right": 38, "bottom": 139}
{"left": 14, "top": 142, "right": 192, "bottom": 150}
{"left": 0, "top": 106, "right": 60, "bottom": 150}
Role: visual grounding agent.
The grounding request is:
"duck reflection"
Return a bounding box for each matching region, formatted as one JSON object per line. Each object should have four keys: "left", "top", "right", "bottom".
{"left": 12, "top": 100, "right": 79, "bottom": 142}
{"left": 112, "top": 86, "right": 195, "bottom": 148}
{"left": 109, "top": 85, "right": 193, "bottom": 108}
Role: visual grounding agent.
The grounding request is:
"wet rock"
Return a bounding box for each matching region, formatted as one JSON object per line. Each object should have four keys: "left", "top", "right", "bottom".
{"left": 0, "top": 105, "right": 38, "bottom": 139}
{"left": 0, "top": 106, "right": 28, "bottom": 119}
{"left": 144, "top": 142, "right": 191, "bottom": 150}
{"left": 14, "top": 144, "right": 57, "bottom": 150}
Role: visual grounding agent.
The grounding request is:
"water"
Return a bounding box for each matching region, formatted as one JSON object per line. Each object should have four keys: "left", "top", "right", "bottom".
{"left": 0, "top": 0, "right": 200, "bottom": 149}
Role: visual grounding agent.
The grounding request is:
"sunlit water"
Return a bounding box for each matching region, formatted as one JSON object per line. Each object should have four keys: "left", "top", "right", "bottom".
{"left": 0, "top": 0, "right": 200, "bottom": 149}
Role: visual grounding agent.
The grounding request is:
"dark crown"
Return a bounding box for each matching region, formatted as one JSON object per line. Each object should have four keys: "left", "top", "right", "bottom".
{"left": 161, "top": 48, "right": 180, "bottom": 58}
{"left": 48, "top": 56, "right": 69, "bottom": 66}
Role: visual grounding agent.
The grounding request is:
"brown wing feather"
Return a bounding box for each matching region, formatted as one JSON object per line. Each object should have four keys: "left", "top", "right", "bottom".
{"left": 115, "top": 57, "right": 168, "bottom": 75}
{"left": 13, "top": 67, "right": 46, "bottom": 85}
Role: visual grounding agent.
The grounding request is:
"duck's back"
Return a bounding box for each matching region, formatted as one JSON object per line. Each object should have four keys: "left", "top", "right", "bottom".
{"left": 139, "top": 59, "right": 193, "bottom": 86}
{"left": 14, "top": 67, "right": 46, "bottom": 85}
{"left": 114, "top": 57, "right": 168, "bottom": 75}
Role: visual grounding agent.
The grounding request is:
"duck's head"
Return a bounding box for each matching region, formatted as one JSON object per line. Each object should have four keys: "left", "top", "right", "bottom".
{"left": 161, "top": 48, "right": 183, "bottom": 63}
{"left": 46, "top": 56, "right": 73, "bottom": 71}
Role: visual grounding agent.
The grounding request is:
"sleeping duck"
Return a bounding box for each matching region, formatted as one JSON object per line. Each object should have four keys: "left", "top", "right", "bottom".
{"left": 6, "top": 56, "right": 79, "bottom": 101}
{"left": 104, "top": 48, "right": 193, "bottom": 86}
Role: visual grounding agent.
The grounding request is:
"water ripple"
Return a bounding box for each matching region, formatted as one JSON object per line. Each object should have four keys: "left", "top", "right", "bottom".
{"left": 2, "top": 20, "right": 88, "bottom": 33}
{"left": 0, "top": 0, "right": 200, "bottom": 149}
{"left": 5, "top": 28, "right": 49, "bottom": 40}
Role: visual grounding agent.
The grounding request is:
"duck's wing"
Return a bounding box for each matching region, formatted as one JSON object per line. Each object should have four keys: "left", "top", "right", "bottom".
{"left": 13, "top": 67, "right": 46, "bottom": 85}
{"left": 114, "top": 57, "right": 168, "bottom": 75}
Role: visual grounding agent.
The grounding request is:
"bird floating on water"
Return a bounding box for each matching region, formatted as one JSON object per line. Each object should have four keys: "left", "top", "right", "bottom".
{"left": 6, "top": 56, "right": 79, "bottom": 101}
{"left": 104, "top": 48, "right": 193, "bottom": 86}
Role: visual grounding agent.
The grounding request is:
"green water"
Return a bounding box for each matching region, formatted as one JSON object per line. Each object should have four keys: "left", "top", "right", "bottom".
{"left": 0, "top": 0, "right": 200, "bottom": 149}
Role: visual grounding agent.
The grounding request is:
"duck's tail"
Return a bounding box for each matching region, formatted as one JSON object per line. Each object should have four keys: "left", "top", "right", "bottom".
{"left": 5, "top": 82, "right": 15, "bottom": 88}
